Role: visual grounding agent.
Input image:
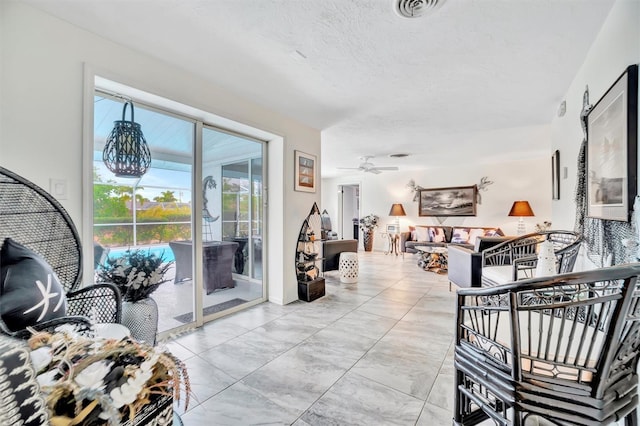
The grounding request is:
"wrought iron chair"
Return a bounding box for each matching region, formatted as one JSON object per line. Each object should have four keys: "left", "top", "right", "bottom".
{"left": 481, "top": 230, "right": 581, "bottom": 287}
{"left": 454, "top": 263, "right": 640, "bottom": 425}
{"left": 0, "top": 166, "right": 121, "bottom": 337}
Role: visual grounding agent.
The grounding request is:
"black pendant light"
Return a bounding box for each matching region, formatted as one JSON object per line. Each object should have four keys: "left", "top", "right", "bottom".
{"left": 103, "top": 101, "right": 151, "bottom": 178}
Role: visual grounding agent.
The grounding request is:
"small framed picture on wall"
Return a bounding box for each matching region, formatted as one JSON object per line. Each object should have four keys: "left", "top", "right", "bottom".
{"left": 294, "top": 150, "right": 317, "bottom": 193}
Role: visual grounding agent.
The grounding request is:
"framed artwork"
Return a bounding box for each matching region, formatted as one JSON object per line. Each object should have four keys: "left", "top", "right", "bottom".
{"left": 586, "top": 64, "right": 638, "bottom": 221}
{"left": 386, "top": 224, "right": 398, "bottom": 234}
{"left": 294, "top": 150, "right": 317, "bottom": 193}
{"left": 552, "top": 150, "right": 560, "bottom": 200}
{"left": 418, "top": 185, "right": 477, "bottom": 217}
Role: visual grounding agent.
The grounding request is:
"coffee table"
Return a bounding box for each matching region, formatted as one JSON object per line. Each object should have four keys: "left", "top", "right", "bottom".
{"left": 415, "top": 245, "right": 448, "bottom": 274}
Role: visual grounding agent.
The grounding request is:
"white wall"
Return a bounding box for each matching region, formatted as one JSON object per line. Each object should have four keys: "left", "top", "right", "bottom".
{"left": 323, "top": 146, "right": 551, "bottom": 252}
{"left": 0, "top": 2, "right": 321, "bottom": 305}
{"left": 551, "top": 0, "right": 640, "bottom": 230}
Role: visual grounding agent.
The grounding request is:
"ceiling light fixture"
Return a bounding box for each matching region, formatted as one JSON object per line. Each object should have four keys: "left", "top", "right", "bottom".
{"left": 394, "top": 0, "right": 446, "bottom": 18}
{"left": 103, "top": 101, "right": 151, "bottom": 178}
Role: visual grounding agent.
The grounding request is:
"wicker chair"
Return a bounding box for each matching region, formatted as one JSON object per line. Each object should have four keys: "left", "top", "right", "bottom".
{"left": 481, "top": 230, "right": 581, "bottom": 287}
{"left": 0, "top": 166, "right": 121, "bottom": 337}
{"left": 454, "top": 263, "right": 640, "bottom": 425}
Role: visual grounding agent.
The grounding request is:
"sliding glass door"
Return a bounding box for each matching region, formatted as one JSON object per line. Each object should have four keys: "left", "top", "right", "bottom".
{"left": 93, "top": 88, "right": 266, "bottom": 340}
{"left": 200, "top": 126, "right": 265, "bottom": 320}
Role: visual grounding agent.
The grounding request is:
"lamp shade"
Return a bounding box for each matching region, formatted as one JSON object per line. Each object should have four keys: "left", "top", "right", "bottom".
{"left": 508, "top": 201, "right": 534, "bottom": 217}
{"left": 389, "top": 203, "right": 407, "bottom": 216}
{"left": 103, "top": 101, "right": 151, "bottom": 178}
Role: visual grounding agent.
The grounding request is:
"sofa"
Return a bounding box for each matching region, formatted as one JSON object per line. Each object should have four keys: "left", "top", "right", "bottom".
{"left": 400, "top": 225, "right": 504, "bottom": 253}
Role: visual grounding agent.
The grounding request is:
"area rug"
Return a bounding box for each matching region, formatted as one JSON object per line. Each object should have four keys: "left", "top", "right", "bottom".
{"left": 173, "top": 298, "right": 247, "bottom": 324}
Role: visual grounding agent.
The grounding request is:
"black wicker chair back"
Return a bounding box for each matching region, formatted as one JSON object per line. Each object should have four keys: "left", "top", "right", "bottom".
{"left": 481, "top": 230, "right": 581, "bottom": 286}
{"left": 0, "top": 166, "right": 121, "bottom": 335}
{"left": 454, "top": 263, "right": 640, "bottom": 426}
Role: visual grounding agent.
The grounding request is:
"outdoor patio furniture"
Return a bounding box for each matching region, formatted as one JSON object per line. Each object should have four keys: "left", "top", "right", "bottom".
{"left": 0, "top": 166, "right": 121, "bottom": 338}
{"left": 169, "top": 240, "right": 238, "bottom": 294}
{"left": 454, "top": 263, "right": 640, "bottom": 425}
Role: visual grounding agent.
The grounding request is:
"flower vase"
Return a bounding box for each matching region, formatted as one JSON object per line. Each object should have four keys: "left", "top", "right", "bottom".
{"left": 363, "top": 230, "right": 374, "bottom": 252}
{"left": 122, "top": 297, "right": 158, "bottom": 346}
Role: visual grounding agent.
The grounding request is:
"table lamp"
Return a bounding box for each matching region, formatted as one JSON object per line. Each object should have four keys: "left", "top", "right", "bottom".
{"left": 508, "top": 201, "right": 534, "bottom": 235}
{"left": 388, "top": 203, "right": 406, "bottom": 233}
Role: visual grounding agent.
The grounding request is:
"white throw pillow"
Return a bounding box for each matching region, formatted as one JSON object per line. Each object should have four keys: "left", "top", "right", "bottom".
{"left": 415, "top": 226, "right": 429, "bottom": 242}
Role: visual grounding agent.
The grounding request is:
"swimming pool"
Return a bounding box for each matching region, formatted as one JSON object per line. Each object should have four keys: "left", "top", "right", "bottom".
{"left": 107, "top": 245, "right": 176, "bottom": 263}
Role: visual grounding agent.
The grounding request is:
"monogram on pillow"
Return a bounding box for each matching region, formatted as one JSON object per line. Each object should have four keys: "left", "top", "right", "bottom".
{"left": 22, "top": 273, "right": 65, "bottom": 322}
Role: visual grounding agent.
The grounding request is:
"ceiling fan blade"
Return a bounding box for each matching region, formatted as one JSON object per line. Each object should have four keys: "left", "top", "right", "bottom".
{"left": 366, "top": 169, "right": 382, "bottom": 174}
{"left": 337, "top": 167, "right": 362, "bottom": 170}
{"left": 370, "top": 166, "right": 399, "bottom": 171}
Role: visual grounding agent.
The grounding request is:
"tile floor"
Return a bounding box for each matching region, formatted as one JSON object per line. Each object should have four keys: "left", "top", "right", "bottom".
{"left": 163, "top": 251, "right": 458, "bottom": 425}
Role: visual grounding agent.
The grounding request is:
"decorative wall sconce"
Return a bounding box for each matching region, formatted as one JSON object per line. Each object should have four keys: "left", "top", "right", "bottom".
{"left": 103, "top": 101, "right": 151, "bottom": 178}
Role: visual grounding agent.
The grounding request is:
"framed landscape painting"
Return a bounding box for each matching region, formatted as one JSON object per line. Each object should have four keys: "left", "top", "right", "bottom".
{"left": 294, "top": 150, "right": 316, "bottom": 193}
{"left": 586, "top": 64, "right": 638, "bottom": 221}
{"left": 419, "top": 185, "right": 477, "bottom": 217}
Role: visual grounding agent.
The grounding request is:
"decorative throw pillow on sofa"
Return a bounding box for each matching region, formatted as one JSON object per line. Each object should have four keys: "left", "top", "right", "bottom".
{"left": 467, "top": 229, "right": 486, "bottom": 246}
{"left": 484, "top": 228, "right": 503, "bottom": 237}
{"left": 451, "top": 228, "right": 471, "bottom": 244}
{"left": 415, "top": 226, "right": 430, "bottom": 242}
{"left": 428, "top": 227, "right": 447, "bottom": 243}
{"left": 0, "top": 238, "right": 67, "bottom": 332}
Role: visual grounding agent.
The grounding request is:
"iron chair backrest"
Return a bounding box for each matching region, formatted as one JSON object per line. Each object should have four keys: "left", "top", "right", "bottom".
{"left": 455, "top": 263, "right": 640, "bottom": 425}
{"left": 0, "top": 166, "right": 82, "bottom": 292}
{"left": 481, "top": 230, "right": 581, "bottom": 281}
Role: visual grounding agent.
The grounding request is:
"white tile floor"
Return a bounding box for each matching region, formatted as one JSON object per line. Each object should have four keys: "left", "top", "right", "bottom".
{"left": 162, "top": 251, "right": 460, "bottom": 425}
{"left": 157, "top": 251, "right": 630, "bottom": 425}
{"left": 153, "top": 275, "right": 264, "bottom": 332}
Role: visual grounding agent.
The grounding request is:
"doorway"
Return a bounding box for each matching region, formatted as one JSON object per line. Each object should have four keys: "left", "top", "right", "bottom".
{"left": 338, "top": 184, "right": 360, "bottom": 242}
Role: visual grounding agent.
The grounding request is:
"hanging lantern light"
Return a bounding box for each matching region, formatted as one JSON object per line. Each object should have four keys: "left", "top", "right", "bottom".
{"left": 103, "top": 101, "right": 151, "bottom": 178}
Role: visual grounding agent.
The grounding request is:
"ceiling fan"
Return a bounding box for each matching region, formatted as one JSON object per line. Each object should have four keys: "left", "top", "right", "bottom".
{"left": 337, "top": 156, "right": 399, "bottom": 174}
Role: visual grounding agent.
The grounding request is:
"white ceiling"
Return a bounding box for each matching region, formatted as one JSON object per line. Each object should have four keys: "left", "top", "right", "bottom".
{"left": 20, "top": 0, "right": 616, "bottom": 177}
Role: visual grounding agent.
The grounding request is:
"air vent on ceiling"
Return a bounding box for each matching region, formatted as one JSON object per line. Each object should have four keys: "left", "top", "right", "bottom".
{"left": 389, "top": 153, "right": 410, "bottom": 158}
{"left": 394, "top": 0, "right": 446, "bottom": 18}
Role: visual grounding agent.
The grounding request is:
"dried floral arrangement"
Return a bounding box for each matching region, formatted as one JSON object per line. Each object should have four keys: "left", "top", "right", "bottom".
{"left": 97, "top": 249, "right": 174, "bottom": 302}
{"left": 535, "top": 221, "right": 552, "bottom": 232}
{"left": 28, "top": 328, "right": 190, "bottom": 425}
{"left": 359, "top": 214, "right": 379, "bottom": 232}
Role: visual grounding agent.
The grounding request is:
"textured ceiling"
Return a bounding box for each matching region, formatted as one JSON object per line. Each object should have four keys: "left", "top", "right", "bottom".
{"left": 20, "top": 0, "right": 616, "bottom": 177}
